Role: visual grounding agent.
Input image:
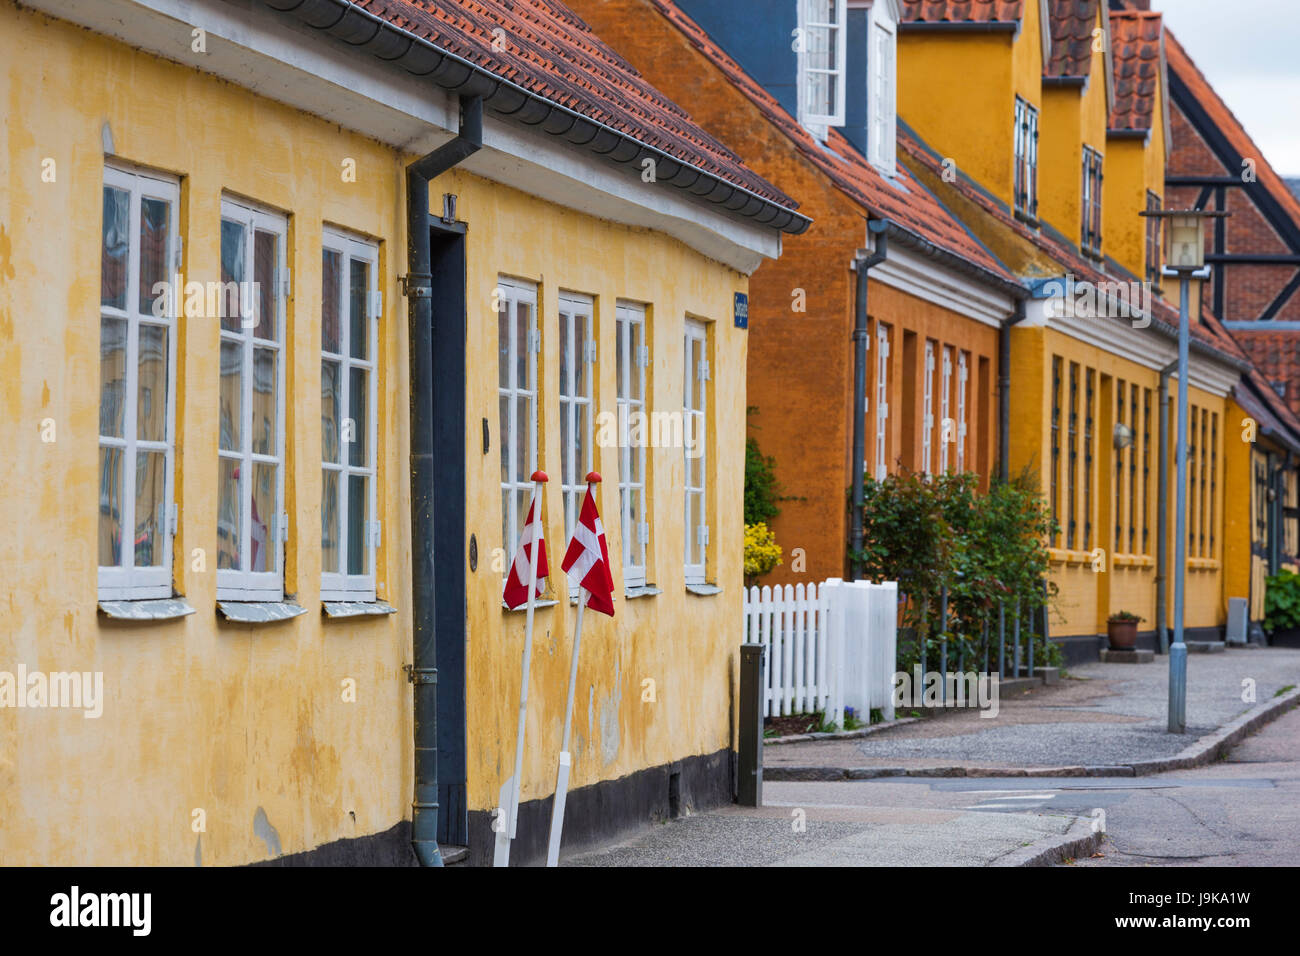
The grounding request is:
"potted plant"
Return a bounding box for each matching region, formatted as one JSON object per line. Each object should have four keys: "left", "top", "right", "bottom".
{"left": 1107, "top": 611, "right": 1142, "bottom": 650}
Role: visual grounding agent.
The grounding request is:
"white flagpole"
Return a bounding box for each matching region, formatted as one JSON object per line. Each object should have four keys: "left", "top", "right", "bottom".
{"left": 499, "top": 471, "right": 546, "bottom": 867}
{"left": 546, "top": 587, "right": 586, "bottom": 867}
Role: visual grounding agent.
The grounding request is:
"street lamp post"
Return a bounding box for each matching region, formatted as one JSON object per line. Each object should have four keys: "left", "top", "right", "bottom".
{"left": 1143, "top": 209, "right": 1227, "bottom": 734}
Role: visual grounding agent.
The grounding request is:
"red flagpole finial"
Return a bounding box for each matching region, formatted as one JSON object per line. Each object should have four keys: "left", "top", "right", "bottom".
{"left": 531, "top": 470, "right": 549, "bottom": 483}
{"left": 585, "top": 471, "right": 602, "bottom": 484}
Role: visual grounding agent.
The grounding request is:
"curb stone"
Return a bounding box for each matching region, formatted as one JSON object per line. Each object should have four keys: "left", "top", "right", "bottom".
{"left": 764, "top": 717, "right": 920, "bottom": 746}
{"left": 991, "top": 813, "right": 1102, "bottom": 867}
{"left": 762, "top": 686, "right": 1300, "bottom": 781}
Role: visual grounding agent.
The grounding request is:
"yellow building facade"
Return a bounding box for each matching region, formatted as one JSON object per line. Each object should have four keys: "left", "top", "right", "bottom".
{"left": 0, "top": 0, "right": 801, "bottom": 865}
{"left": 897, "top": 1, "right": 1254, "bottom": 660}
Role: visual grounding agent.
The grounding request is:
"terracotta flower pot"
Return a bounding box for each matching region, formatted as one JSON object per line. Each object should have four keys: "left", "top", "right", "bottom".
{"left": 1108, "top": 620, "right": 1138, "bottom": 650}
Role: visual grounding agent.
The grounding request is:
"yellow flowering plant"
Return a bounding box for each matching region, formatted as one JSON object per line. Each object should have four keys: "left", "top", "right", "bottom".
{"left": 744, "top": 522, "right": 783, "bottom": 584}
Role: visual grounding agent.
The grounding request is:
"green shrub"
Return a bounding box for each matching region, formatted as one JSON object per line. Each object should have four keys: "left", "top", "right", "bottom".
{"left": 850, "top": 467, "right": 1059, "bottom": 673}
{"left": 744, "top": 436, "right": 782, "bottom": 527}
{"left": 1264, "top": 569, "right": 1300, "bottom": 632}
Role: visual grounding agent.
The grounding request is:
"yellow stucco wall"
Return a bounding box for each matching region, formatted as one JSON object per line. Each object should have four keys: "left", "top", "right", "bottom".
{"left": 1010, "top": 326, "right": 1228, "bottom": 637}
{"left": 1038, "top": 11, "right": 1110, "bottom": 251}
{"left": 1103, "top": 69, "right": 1165, "bottom": 280}
{"left": 1222, "top": 399, "right": 1254, "bottom": 613}
{"left": 898, "top": 33, "right": 1016, "bottom": 204}
{"left": 452, "top": 167, "right": 748, "bottom": 814}
{"left": 0, "top": 2, "right": 749, "bottom": 864}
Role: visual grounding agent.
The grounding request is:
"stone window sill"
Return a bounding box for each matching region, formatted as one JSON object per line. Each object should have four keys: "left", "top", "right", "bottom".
{"left": 216, "top": 601, "right": 308, "bottom": 623}
{"left": 98, "top": 597, "right": 195, "bottom": 622}
{"left": 686, "top": 583, "right": 723, "bottom": 596}
{"left": 322, "top": 601, "right": 397, "bottom": 618}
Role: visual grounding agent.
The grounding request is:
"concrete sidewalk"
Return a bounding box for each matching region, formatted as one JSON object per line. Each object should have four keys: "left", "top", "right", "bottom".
{"left": 765, "top": 647, "right": 1300, "bottom": 777}
{"left": 566, "top": 782, "right": 1092, "bottom": 866}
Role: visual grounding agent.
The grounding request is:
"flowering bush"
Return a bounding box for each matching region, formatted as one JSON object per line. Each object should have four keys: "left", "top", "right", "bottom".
{"left": 744, "top": 522, "right": 783, "bottom": 584}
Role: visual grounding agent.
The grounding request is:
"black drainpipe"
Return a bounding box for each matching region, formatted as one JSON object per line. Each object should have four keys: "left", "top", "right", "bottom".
{"left": 849, "top": 220, "right": 889, "bottom": 581}
{"left": 997, "top": 299, "right": 1028, "bottom": 483}
{"left": 406, "top": 94, "right": 483, "bottom": 868}
{"left": 1155, "top": 358, "right": 1177, "bottom": 655}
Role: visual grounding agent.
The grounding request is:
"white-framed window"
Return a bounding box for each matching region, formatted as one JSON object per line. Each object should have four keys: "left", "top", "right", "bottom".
{"left": 498, "top": 277, "right": 539, "bottom": 569}
{"left": 874, "top": 322, "right": 890, "bottom": 481}
{"left": 956, "top": 351, "right": 969, "bottom": 473}
{"left": 320, "top": 229, "right": 380, "bottom": 601}
{"left": 616, "top": 302, "right": 649, "bottom": 588}
{"left": 217, "top": 197, "right": 288, "bottom": 601}
{"left": 1014, "top": 96, "right": 1040, "bottom": 221}
{"left": 921, "top": 340, "right": 935, "bottom": 476}
{"left": 869, "top": 18, "right": 896, "bottom": 172}
{"left": 939, "top": 346, "right": 952, "bottom": 473}
{"left": 683, "top": 319, "right": 709, "bottom": 585}
{"left": 98, "top": 165, "right": 180, "bottom": 600}
{"left": 797, "top": 0, "right": 847, "bottom": 138}
{"left": 559, "top": 292, "right": 596, "bottom": 596}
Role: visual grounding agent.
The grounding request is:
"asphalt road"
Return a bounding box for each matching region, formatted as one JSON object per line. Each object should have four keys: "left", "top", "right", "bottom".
{"left": 567, "top": 702, "right": 1300, "bottom": 866}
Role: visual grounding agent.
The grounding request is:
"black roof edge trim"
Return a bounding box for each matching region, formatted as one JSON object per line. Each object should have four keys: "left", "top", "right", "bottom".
{"left": 898, "top": 21, "right": 1019, "bottom": 33}
{"left": 259, "top": 0, "right": 811, "bottom": 236}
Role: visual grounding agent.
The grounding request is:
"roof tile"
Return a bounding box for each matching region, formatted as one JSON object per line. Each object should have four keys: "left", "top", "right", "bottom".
{"left": 1108, "top": 10, "right": 1162, "bottom": 132}
{"left": 900, "top": 0, "right": 1025, "bottom": 23}
{"left": 1044, "top": 0, "right": 1099, "bottom": 78}
{"left": 356, "top": 0, "right": 798, "bottom": 211}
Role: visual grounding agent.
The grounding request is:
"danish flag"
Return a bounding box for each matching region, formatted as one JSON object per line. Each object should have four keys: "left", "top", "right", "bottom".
{"left": 502, "top": 491, "right": 549, "bottom": 610}
{"left": 561, "top": 475, "right": 616, "bottom": 617}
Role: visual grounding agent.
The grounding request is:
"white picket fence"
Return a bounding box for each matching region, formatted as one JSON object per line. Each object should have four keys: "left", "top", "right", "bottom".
{"left": 742, "top": 578, "right": 897, "bottom": 727}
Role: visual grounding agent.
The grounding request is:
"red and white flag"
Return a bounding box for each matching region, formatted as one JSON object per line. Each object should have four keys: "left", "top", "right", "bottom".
{"left": 502, "top": 494, "right": 549, "bottom": 610}
{"left": 561, "top": 485, "right": 615, "bottom": 617}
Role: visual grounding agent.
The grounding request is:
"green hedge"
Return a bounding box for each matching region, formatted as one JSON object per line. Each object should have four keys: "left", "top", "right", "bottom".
{"left": 850, "top": 468, "right": 1061, "bottom": 672}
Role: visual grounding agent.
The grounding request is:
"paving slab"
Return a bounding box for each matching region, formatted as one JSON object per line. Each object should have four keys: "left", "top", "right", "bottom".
{"left": 764, "top": 648, "right": 1300, "bottom": 775}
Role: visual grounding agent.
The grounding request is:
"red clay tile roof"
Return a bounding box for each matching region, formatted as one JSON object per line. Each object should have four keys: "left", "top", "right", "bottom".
{"left": 649, "top": 0, "right": 1015, "bottom": 286}
{"left": 1165, "top": 29, "right": 1300, "bottom": 228}
{"left": 1044, "top": 0, "right": 1099, "bottom": 78}
{"left": 353, "top": 0, "right": 800, "bottom": 213}
{"left": 1231, "top": 333, "right": 1300, "bottom": 426}
{"left": 1108, "top": 10, "right": 1162, "bottom": 132}
{"left": 901, "top": 0, "right": 1024, "bottom": 23}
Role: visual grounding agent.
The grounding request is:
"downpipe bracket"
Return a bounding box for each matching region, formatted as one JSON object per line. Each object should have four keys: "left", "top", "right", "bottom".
{"left": 405, "top": 664, "right": 438, "bottom": 685}
{"left": 399, "top": 272, "right": 433, "bottom": 298}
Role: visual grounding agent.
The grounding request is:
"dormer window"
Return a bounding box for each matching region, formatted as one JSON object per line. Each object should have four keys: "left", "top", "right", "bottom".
{"left": 869, "top": 17, "right": 896, "bottom": 172}
{"left": 1013, "top": 96, "right": 1039, "bottom": 222}
{"left": 1081, "top": 146, "right": 1104, "bottom": 258}
{"left": 797, "top": 0, "right": 847, "bottom": 140}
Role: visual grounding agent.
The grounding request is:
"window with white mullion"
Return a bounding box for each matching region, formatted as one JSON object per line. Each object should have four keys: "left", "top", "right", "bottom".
{"left": 216, "top": 198, "right": 287, "bottom": 601}
{"left": 956, "top": 352, "right": 969, "bottom": 473}
{"left": 498, "top": 278, "right": 539, "bottom": 573}
{"left": 870, "top": 19, "right": 896, "bottom": 172}
{"left": 874, "top": 323, "right": 890, "bottom": 481}
{"left": 559, "top": 293, "right": 595, "bottom": 596}
{"left": 684, "top": 320, "right": 708, "bottom": 585}
{"left": 922, "top": 341, "right": 935, "bottom": 476}
{"left": 939, "top": 346, "right": 953, "bottom": 473}
{"left": 798, "top": 0, "right": 847, "bottom": 136}
{"left": 98, "top": 165, "right": 179, "bottom": 600}
{"left": 321, "top": 230, "right": 380, "bottom": 600}
{"left": 617, "top": 303, "right": 648, "bottom": 588}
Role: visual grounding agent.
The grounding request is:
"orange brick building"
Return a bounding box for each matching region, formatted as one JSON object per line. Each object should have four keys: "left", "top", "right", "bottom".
{"left": 567, "top": 0, "right": 1025, "bottom": 585}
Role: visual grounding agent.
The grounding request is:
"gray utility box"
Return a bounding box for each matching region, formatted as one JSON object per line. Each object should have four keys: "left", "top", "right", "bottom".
{"left": 1226, "top": 597, "right": 1248, "bottom": 645}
